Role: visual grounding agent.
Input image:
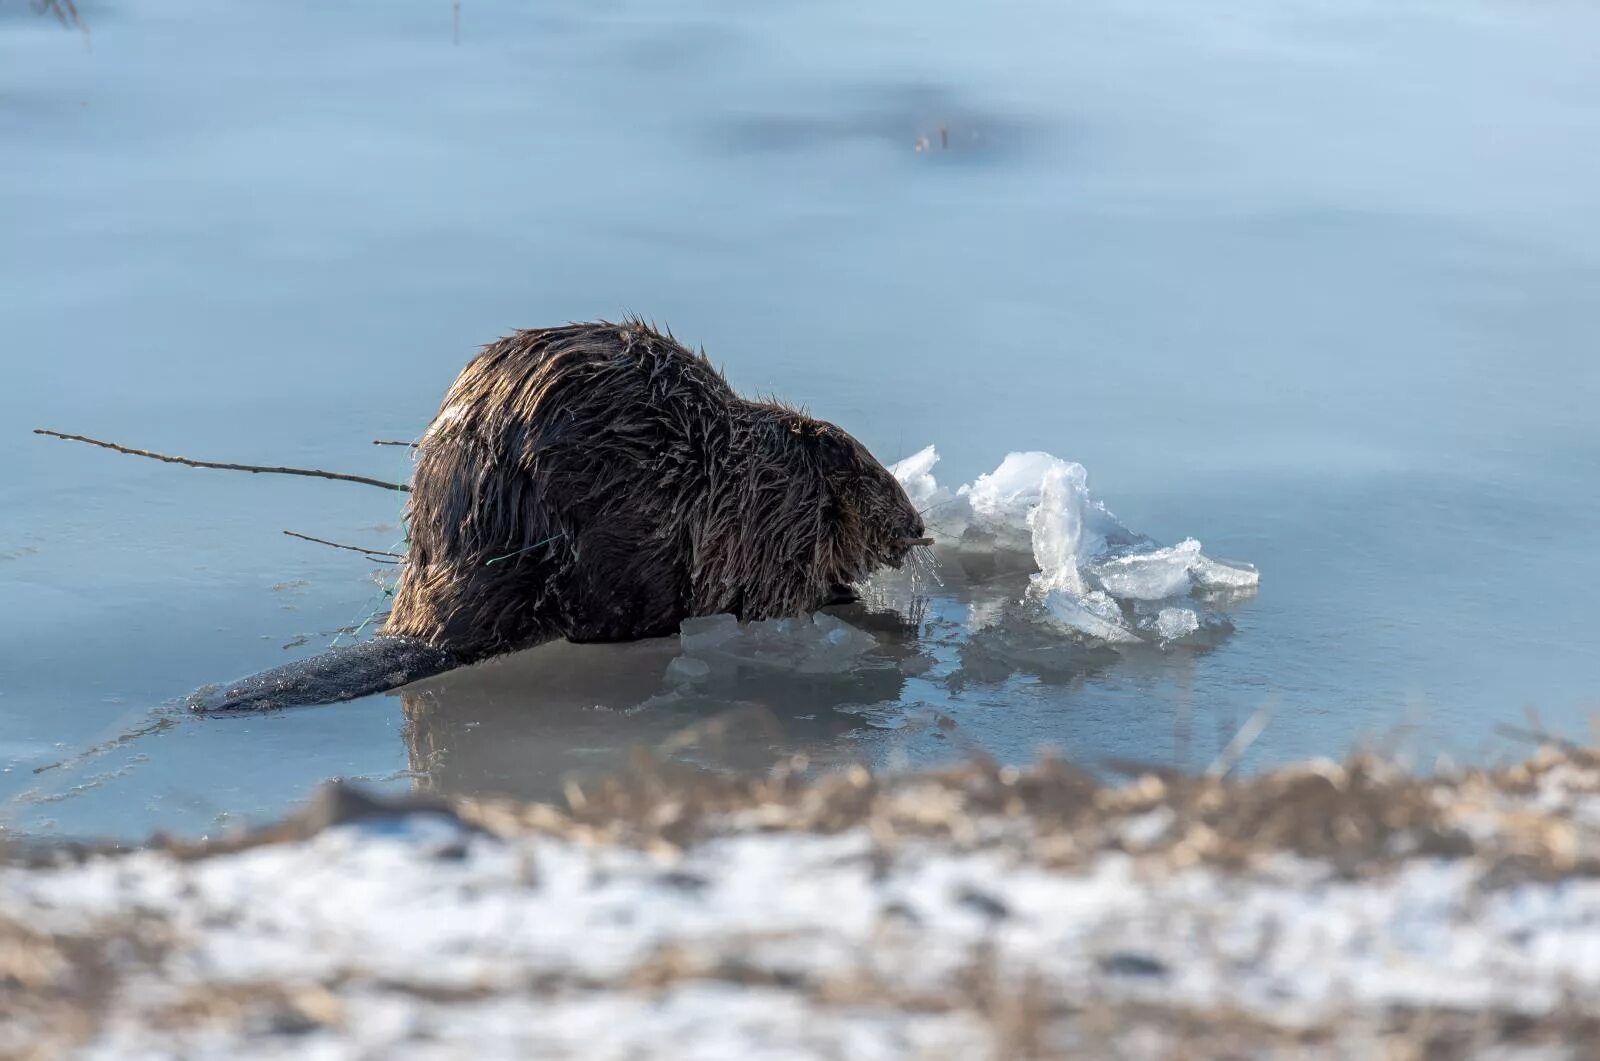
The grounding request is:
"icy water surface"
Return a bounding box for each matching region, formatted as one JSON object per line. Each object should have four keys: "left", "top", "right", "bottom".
{"left": 2, "top": 0, "right": 1597, "bottom": 839}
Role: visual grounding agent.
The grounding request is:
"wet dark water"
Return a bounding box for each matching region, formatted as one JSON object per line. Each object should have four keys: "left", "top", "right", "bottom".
{"left": 3, "top": 0, "right": 1597, "bottom": 839}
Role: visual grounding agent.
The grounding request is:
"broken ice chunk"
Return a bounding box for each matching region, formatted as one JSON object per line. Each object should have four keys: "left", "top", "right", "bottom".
{"left": 1088, "top": 539, "right": 1202, "bottom": 600}
{"left": 966, "top": 452, "right": 1072, "bottom": 520}
{"left": 1190, "top": 553, "right": 1261, "bottom": 590}
{"left": 676, "top": 612, "right": 879, "bottom": 675}
{"left": 1132, "top": 598, "right": 1236, "bottom": 645}
{"left": 889, "top": 445, "right": 1144, "bottom": 561}
{"left": 1025, "top": 467, "right": 1138, "bottom": 641}
{"left": 663, "top": 656, "right": 712, "bottom": 686}
{"left": 883, "top": 442, "right": 1258, "bottom": 651}
{"left": 959, "top": 622, "right": 1122, "bottom": 682}
{"left": 1152, "top": 607, "right": 1200, "bottom": 642}
{"left": 678, "top": 613, "right": 742, "bottom": 655}
{"left": 1040, "top": 588, "right": 1140, "bottom": 643}
{"left": 1030, "top": 464, "right": 1087, "bottom": 595}
{"left": 1083, "top": 500, "right": 1154, "bottom": 557}
{"left": 963, "top": 452, "right": 1092, "bottom": 553}
{"left": 887, "top": 445, "right": 941, "bottom": 508}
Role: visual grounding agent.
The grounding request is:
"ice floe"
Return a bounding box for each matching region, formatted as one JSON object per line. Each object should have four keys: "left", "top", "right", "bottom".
{"left": 888, "top": 445, "right": 1258, "bottom": 645}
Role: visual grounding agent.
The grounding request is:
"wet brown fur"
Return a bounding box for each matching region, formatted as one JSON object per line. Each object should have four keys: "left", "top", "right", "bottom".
{"left": 382, "top": 321, "right": 924, "bottom": 661}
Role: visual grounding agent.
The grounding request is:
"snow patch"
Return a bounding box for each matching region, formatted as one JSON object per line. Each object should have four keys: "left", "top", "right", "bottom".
{"left": 7, "top": 769, "right": 1600, "bottom": 1059}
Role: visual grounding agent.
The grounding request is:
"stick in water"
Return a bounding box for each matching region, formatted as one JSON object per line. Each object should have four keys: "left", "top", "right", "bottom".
{"left": 34, "top": 429, "right": 411, "bottom": 493}
{"left": 283, "top": 530, "right": 405, "bottom": 559}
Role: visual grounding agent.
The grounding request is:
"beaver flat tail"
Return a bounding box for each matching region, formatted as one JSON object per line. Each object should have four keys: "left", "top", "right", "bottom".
{"left": 186, "top": 637, "right": 461, "bottom": 713}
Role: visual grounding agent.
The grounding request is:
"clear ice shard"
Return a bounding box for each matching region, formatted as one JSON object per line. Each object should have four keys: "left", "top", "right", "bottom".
{"left": 887, "top": 445, "right": 942, "bottom": 509}
{"left": 1131, "top": 598, "right": 1235, "bottom": 644}
{"left": 968, "top": 452, "right": 1084, "bottom": 551}
{"left": 1028, "top": 465, "right": 1139, "bottom": 642}
{"left": 1153, "top": 607, "right": 1201, "bottom": 641}
{"left": 1087, "top": 539, "right": 1203, "bottom": 600}
{"left": 888, "top": 444, "right": 1259, "bottom": 647}
{"left": 1041, "top": 588, "right": 1141, "bottom": 643}
{"left": 1190, "top": 553, "right": 1261, "bottom": 590}
{"left": 1030, "top": 464, "right": 1088, "bottom": 595}
{"left": 676, "top": 612, "right": 879, "bottom": 676}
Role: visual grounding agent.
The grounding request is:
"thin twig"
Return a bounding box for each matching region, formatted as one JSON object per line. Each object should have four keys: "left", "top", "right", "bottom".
{"left": 1206, "top": 697, "right": 1276, "bottom": 778}
{"left": 283, "top": 530, "right": 405, "bottom": 559}
{"left": 30, "top": 712, "right": 178, "bottom": 777}
{"left": 372, "top": 439, "right": 419, "bottom": 447}
{"left": 35, "top": 429, "right": 411, "bottom": 493}
{"left": 917, "top": 493, "right": 968, "bottom": 519}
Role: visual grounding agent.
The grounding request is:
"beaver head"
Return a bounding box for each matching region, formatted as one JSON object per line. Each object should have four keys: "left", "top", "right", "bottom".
{"left": 794, "top": 416, "right": 927, "bottom": 584}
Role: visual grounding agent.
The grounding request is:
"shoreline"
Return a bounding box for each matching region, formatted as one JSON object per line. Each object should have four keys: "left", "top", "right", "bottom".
{"left": 5, "top": 745, "right": 1600, "bottom": 1057}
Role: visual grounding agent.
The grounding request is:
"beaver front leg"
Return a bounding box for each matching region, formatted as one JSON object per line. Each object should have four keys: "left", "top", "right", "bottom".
{"left": 187, "top": 636, "right": 461, "bottom": 713}
{"left": 823, "top": 583, "right": 860, "bottom": 606}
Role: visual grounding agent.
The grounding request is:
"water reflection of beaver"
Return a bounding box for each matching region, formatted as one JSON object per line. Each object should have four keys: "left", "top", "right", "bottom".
{"left": 396, "top": 636, "right": 913, "bottom": 803}
{"left": 191, "top": 321, "right": 929, "bottom": 711}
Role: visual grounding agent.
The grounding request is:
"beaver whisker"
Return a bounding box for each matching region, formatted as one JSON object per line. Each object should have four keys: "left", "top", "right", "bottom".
{"left": 483, "top": 533, "right": 565, "bottom": 567}
{"left": 916, "top": 495, "right": 967, "bottom": 518}
{"left": 906, "top": 543, "right": 944, "bottom": 589}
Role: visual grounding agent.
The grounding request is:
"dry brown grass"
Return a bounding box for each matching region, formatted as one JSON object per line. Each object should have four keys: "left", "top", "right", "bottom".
{"left": 23, "top": 740, "right": 1596, "bottom": 883}
{"left": 446, "top": 743, "right": 1600, "bottom": 886}
{"left": 6, "top": 744, "right": 1599, "bottom": 1057}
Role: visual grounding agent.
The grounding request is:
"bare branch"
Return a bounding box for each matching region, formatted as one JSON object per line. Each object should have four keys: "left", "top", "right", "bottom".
{"left": 34, "top": 429, "right": 411, "bottom": 493}
{"left": 371, "top": 439, "right": 419, "bottom": 447}
{"left": 283, "top": 530, "right": 405, "bottom": 560}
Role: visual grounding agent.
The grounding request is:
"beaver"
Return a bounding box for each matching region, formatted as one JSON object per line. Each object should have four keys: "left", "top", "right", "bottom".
{"left": 189, "top": 320, "right": 929, "bottom": 711}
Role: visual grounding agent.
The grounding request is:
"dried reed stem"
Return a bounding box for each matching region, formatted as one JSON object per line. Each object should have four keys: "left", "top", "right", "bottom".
{"left": 283, "top": 530, "right": 405, "bottom": 560}
{"left": 34, "top": 429, "right": 411, "bottom": 493}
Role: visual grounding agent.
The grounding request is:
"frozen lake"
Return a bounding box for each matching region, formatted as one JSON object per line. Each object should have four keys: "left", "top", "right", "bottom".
{"left": 2, "top": 0, "right": 1597, "bottom": 839}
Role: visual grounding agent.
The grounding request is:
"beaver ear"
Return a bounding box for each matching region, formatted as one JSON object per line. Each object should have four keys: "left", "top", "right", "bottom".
{"left": 805, "top": 424, "right": 858, "bottom": 478}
